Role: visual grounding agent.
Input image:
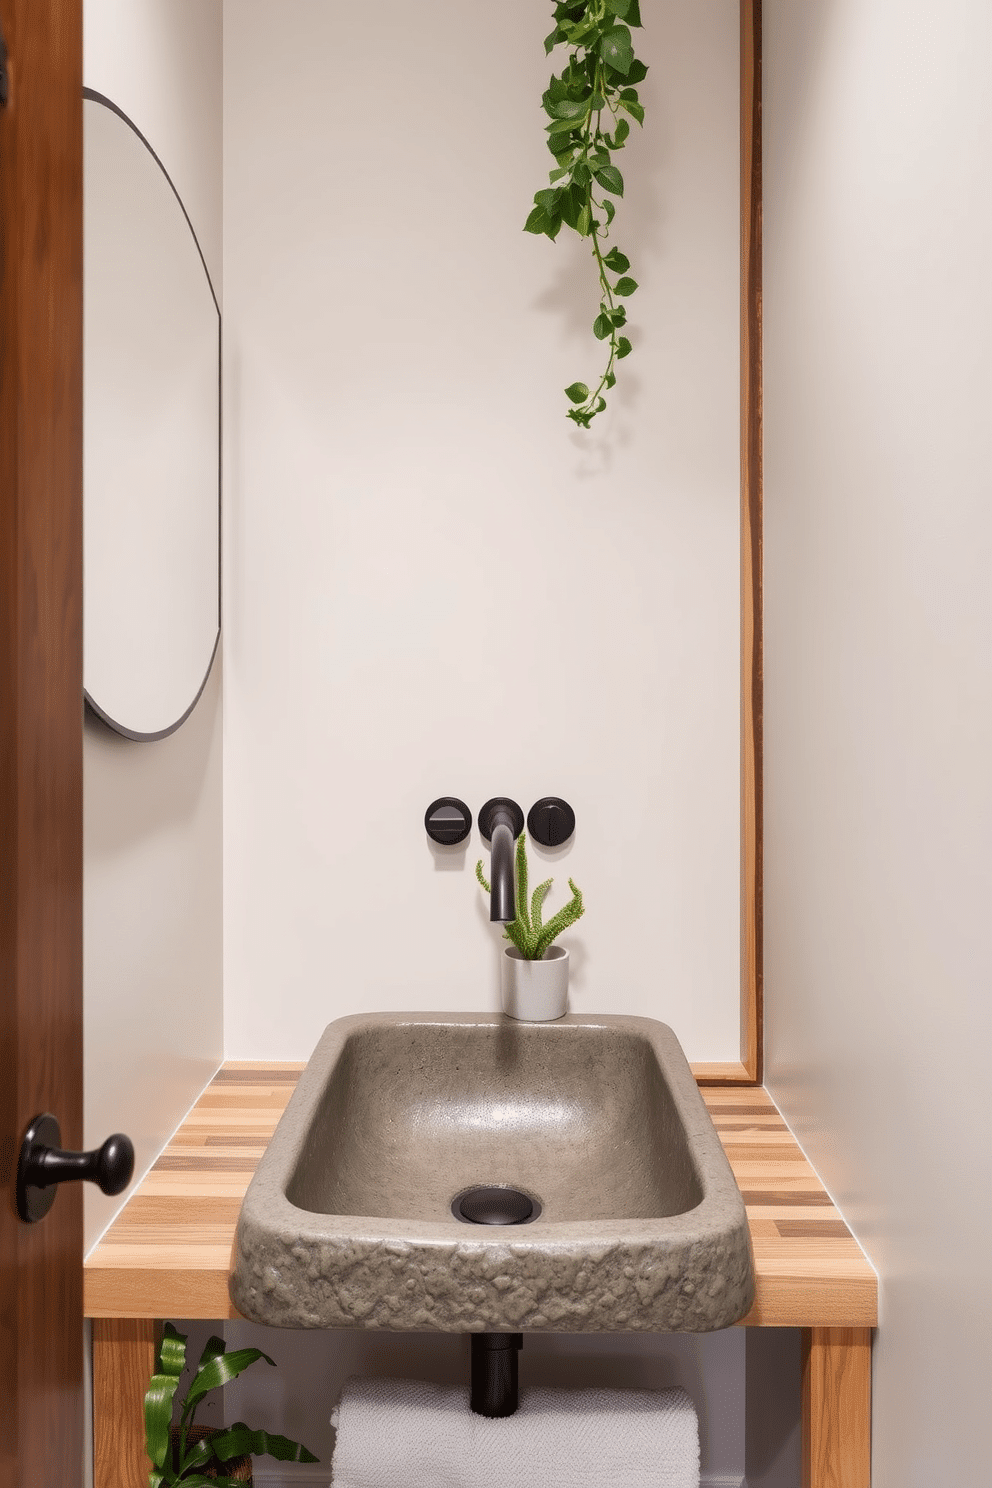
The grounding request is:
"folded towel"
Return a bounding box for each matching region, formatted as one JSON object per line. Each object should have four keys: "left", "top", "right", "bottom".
{"left": 331, "top": 1375, "right": 699, "bottom": 1488}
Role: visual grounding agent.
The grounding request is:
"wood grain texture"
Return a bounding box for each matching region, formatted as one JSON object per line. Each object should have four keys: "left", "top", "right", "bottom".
{"left": 0, "top": 4, "right": 85, "bottom": 1488}
{"left": 92, "top": 1320, "right": 159, "bottom": 1488}
{"left": 802, "top": 1328, "right": 872, "bottom": 1488}
{"left": 691, "top": 1060, "right": 753, "bottom": 1085}
{"left": 83, "top": 1068, "right": 878, "bottom": 1329}
{"left": 740, "top": 0, "right": 763, "bottom": 1084}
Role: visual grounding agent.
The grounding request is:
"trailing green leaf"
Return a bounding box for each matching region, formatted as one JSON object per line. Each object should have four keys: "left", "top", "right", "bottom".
{"left": 476, "top": 836, "right": 585, "bottom": 959}
{"left": 526, "top": 0, "right": 647, "bottom": 425}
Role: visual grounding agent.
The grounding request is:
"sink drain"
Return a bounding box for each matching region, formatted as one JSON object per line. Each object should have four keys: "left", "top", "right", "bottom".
{"left": 452, "top": 1185, "right": 541, "bottom": 1226}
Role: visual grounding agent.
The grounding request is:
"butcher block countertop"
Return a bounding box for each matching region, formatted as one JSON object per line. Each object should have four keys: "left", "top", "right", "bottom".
{"left": 83, "top": 1064, "right": 877, "bottom": 1329}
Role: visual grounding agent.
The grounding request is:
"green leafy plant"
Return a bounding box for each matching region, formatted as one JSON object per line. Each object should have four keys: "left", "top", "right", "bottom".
{"left": 144, "top": 1323, "right": 318, "bottom": 1486}
{"left": 525, "top": 0, "right": 647, "bottom": 428}
{"left": 476, "top": 834, "right": 584, "bottom": 959}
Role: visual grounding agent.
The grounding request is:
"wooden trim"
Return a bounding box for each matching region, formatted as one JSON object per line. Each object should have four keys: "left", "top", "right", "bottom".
{"left": 802, "top": 1328, "right": 872, "bottom": 1488}
{"left": 740, "top": 0, "right": 764, "bottom": 1084}
{"left": 692, "top": 1061, "right": 752, "bottom": 1084}
{"left": 92, "top": 1320, "right": 160, "bottom": 1488}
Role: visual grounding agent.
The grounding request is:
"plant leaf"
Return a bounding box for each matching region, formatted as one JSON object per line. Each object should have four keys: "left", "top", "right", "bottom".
{"left": 603, "top": 247, "right": 630, "bottom": 273}
{"left": 616, "top": 335, "right": 633, "bottom": 358}
{"left": 533, "top": 878, "right": 585, "bottom": 959}
{"left": 503, "top": 919, "right": 529, "bottom": 956}
{"left": 182, "top": 1347, "right": 275, "bottom": 1421}
{"left": 614, "top": 276, "right": 638, "bottom": 296}
{"left": 211, "top": 1425, "right": 319, "bottom": 1465}
{"left": 593, "top": 313, "right": 612, "bottom": 340}
{"left": 475, "top": 860, "right": 491, "bottom": 895}
{"left": 605, "top": 0, "right": 631, "bottom": 16}
{"left": 600, "top": 26, "right": 633, "bottom": 75}
{"left": 564, "top": 382, "right": 589, "bottom": 404}
{"left": 551, "top": 97, "right": 589, "bottom": 121}
{"left": 531, "top": 879, "right": 553, "bottom": 933}
{"left": 174, "top": 1477, "right": 244, "bottom": 1488}
{"left": 617, "top": 98, "right": 644, "bottom": 124}
{"left": 524, "top": 205, "right": 561, "bottom": 240}
{"left": 594, "top": 164, "right": 624, "bottom": 196}
{"left": 515, "top": 831, "right": 530, "bottom": 932}
{"left": 145, "top": 1324, "right": 186, "bottom": 1472}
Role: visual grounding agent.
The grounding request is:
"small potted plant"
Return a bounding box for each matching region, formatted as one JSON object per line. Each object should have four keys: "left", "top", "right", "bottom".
{"left": 476, "top": 833, "right": 585, "bottom": 1021}
{"left": 144, "top": 1322, "right": 318, "bottom": 1486}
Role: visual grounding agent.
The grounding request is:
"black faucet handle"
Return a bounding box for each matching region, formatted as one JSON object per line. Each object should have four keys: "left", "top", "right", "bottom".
{"left": 478, "top": 798, "right": 524, "bottom": 842}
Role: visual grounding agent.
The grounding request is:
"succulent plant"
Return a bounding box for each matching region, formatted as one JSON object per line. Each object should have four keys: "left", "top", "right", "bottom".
{"left": 476, "top": 833, "right": 584, "bottom": 960}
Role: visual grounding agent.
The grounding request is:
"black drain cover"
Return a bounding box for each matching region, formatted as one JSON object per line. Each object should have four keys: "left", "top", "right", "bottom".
{"left": 453, "top": 1186, "right": 537, "bottom": 1226}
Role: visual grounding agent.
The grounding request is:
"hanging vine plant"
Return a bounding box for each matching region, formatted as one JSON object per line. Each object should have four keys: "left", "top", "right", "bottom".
{"left": 525, "top": 0, "right": 647, "bottom": 428}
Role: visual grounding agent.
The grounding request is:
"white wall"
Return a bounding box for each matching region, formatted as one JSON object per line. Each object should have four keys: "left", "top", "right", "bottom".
{"left": 222, "top": 0, "right": 742, "bottom": 1064}
{"left": 83, "top": 0, "right": 224, "bottom": 1251}
{"left": 763, "top": 3, "right": 992, "bottom": 1484}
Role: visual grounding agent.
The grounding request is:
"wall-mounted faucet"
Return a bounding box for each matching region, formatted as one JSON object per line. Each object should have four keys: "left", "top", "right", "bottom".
{"left": 477, "top": 798, "right": 525, "bottom": 922}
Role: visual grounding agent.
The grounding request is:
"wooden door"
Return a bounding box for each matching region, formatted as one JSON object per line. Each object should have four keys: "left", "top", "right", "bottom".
{"left": 0, "top": 2, "right": 85, "bottom": 1485}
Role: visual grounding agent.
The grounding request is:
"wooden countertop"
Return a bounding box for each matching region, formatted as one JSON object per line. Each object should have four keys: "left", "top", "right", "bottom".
{"left": 84, "top": 1064, "right": 877, "bottom": 1329}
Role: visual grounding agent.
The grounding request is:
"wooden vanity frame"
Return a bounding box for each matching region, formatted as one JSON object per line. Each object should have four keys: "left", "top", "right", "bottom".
{"left": 87, "top": 1069, "right": 875, "bottom": 1487}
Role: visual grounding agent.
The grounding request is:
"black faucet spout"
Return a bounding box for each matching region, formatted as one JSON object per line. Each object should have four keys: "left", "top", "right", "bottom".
{"left": 478, "top": 798, "right": 525, "bottom": 925}
{"left": 489, "top": 816, "right": 515, "bottom": 923}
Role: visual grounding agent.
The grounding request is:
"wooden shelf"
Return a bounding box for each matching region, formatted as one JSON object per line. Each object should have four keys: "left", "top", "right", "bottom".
{"left": 84, "top": 1064, "right": 876, "bottom": 1329}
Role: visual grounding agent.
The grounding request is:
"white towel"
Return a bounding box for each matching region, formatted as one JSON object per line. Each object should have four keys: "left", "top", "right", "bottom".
{"left": 330, "top": 1375, "right": 699, "bottom": 1488}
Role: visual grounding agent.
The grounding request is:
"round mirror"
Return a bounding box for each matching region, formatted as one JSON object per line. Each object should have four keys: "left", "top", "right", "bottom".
{"left": 83, "top": 91, "right": 220, "bottom": 740}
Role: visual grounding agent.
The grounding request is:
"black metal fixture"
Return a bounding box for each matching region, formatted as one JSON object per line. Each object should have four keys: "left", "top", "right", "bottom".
{"left": 527, "top": 796, "right": 576, "bottom": 848}
{"left": 424, "top": 797, "right": 472, "bottom": 846}
{"left": 451, "top": 1184, "right": 541, "bottom": 1226}
{"left": 477, "top": 797, "right": 524, "bottom": 923}
{"left": 471, "top": 1333, "right": 523, "bottom": 1418}
{"left": 16, "top": 1113, "right": 135, "bottom": 1224}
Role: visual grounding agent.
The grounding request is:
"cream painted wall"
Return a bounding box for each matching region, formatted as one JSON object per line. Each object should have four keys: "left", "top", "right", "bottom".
{"left": 83, "top": 0, "right": 224, "bottom": 1252}
{"left": 222, "top": 0, "right": 742, "bottom": 1063}
{"left": 763, "top": 3, "right": 992, "bottom": 1484}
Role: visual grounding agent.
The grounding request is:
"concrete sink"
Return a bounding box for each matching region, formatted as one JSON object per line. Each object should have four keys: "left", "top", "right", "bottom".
{"left": 230, "top": 1012, "right": 754, "bottom": 1332}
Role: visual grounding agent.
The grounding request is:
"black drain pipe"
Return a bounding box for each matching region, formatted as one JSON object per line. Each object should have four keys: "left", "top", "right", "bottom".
{"left": 470, "top": 1333, "right": 522, "bottom": 1417}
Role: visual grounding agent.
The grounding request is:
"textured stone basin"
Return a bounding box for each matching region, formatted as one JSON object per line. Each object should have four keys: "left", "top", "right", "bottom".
{"left": 230, "top": 1012, "right": 754, "bottom": 1332}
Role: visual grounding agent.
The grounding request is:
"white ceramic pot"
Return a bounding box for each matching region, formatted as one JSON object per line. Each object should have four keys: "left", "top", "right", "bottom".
{"left": 501, "top": 945, "right": 569, "bottom": 1021}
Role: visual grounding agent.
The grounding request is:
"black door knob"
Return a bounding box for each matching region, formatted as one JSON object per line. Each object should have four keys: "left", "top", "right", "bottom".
{"left": 16, "top": 1112, "right": 135, "bottom": 1224}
